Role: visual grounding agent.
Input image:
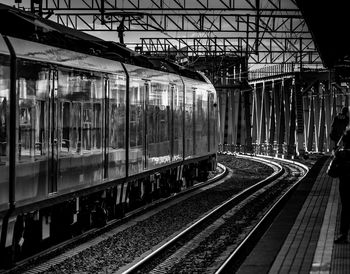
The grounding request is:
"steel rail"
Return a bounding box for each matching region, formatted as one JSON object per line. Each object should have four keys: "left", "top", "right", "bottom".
{"left": 215, "top": 155, "right": 308, "bottom": 274}
{"left": 121, "top": 156, "right": 283, "bottom": 274}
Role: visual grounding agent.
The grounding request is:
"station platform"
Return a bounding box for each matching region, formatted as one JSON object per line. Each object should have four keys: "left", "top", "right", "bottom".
{"left": 237, "top": 156, "right": 350, "bottom": 274}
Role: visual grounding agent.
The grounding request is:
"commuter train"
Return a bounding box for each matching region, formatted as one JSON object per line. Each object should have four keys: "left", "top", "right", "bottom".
{"left": 0, "top": 4, "right": 218, "bottom": 265}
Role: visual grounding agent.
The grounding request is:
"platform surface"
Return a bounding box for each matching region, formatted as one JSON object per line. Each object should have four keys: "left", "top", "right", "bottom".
{"left": 237, "top": 157, "right": 350, "bottom": 274}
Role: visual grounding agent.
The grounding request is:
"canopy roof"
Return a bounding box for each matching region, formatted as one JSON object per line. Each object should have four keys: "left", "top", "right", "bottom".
{"left": 295, "top": 0, "right": 350, "bottom": 69}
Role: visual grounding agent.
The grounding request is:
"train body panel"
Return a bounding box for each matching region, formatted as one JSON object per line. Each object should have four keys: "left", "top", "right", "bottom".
{"left": 8, "top": 36, "right": 125, "bottom": 74}
{"left": 124, "top": 64, "right": 184, "bottom": 173}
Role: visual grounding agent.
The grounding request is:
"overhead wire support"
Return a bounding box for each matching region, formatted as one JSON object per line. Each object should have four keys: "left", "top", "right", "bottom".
{"left": 14, "top": 0, "right": 321, "bottom": 68}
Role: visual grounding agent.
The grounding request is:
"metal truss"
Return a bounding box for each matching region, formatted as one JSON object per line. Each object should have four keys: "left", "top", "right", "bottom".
{"left": 40, "top": 0, "right": 299, "bottom": 11}
{"left": 17, "top": 0, "right": 321, "bottom": 67}
{"left": 134, "top": 37, "right": 321, "bottom": 65}
{"left": 51, "top": 13, "right": 307, "bottom": 33}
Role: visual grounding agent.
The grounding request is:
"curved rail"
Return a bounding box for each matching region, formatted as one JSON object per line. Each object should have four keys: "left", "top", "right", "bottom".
{"left": 215, "top": 156, "right": 309, "bottom": 274}
{"left": 121, "top": 156, "right": 284, "bottom": 274}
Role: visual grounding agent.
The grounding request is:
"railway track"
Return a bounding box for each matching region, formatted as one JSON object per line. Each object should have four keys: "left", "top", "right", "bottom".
{"left": 2, "top": 163, "right": 229, "bottom": 274}
{"left": 121, "top": 155, "right": 308, "bottom": 274}
{"left": 3, "top": 155, "right": 297, "bottom": 274}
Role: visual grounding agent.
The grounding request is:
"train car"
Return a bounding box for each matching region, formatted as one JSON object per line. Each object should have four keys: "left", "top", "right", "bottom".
{"left": 0, "top": 4, "right": 218, "bottom": 266}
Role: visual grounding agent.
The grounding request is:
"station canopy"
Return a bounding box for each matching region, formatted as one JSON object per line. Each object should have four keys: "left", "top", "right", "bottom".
{"left": 295, "top": 0, "right": 350, "bottom": 69}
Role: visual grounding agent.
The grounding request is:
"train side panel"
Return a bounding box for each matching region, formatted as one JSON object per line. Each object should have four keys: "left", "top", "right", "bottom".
{"left": 124, "top": 64, "right": 184, "bottom": 173}
{"left": 181, "top": 77, "right": 215, "bottom": 159}
{"left": 6, "top": 37, "right": 127, "bottom": 207}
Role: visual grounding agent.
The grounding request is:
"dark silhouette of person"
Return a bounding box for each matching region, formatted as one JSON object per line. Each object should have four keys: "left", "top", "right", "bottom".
{"left": 330, "top": 106, "right": 349, "bottom": 150}
{"left": 334, "top": 128, "right": 350, "bottom": 243}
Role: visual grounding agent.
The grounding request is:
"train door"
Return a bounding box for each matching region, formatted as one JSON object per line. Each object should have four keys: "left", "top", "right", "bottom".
{"left": 15, "top": 60, "right": 52, "bottom": 202}
{"left": 103, "top": 77, "right": 109, "bottom": 178}
{"left": 144, "top": 81, "right": 149, "bottom": 170}
{"left": 170, "top": 85, "right": 174, "bottom": 160}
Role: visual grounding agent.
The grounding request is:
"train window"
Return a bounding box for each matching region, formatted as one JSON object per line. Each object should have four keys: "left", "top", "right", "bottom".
{"left": 172, "top": 85, "right": 183, "bottom": 161}
{"left": 195, "top": 89, "right": 208, "bottom": 155}
{"left": 16, "top": 60, "right": 50, "bottom": 203}
{"left": 129, "top": 78, "right": 145, "bottom": 175}
{"left": 146, "top": 82, "right": 171, "bottom": 168}
{"left": 57, "top": 69, "right": 103, "bottom": 189}
{"left": 129, "top": 81, "right": 144, "bottom": 148}
{"left": 108, "top": 74, "right": 126, "bottom": 179}
{"left": 0, "top": 55, "right": 10, "bottom": 209}
{"left": 17, "top": 64, "right": 50, "bottom": 161}
{"left": 184, "top": 87, "right": 194, "bottom": 157}
{"left": 209, "top": 92, "right": 217, "bottom": 152}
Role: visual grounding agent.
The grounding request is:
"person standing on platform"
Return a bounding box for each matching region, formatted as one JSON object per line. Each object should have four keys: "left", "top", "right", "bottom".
{"left": 330, "top": 106, "right": 349, "bottom": 150}
{"left": 334, "top": 128, "right": 350, "bottom": 243}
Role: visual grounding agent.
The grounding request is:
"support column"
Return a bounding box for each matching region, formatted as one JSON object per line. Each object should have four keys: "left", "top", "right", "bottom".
{"left": 295, "top": 75, "right": 305, "bottom": 156}
{"left": 263, "top": 82, "right": 271, "bottom": 145}
{"left": 277, "top": 80, "right": 286, "bottom": 155}
{"left": 232, "top": 89, "right": 241, "bottom": 145}
{"left": 243, "top": 90, "right": 253, "bottom": 153}
{"left": 313, "top": 83, "right": 321, "bottom": 151}
{"left": 284, "top": 79, "right": 292, "bottom": 145}
{"left": 287, "top": 79, "right": 297, "bottom": 157}
{"left": 250, "top": 83, "right": 257, "bottom": 146}
{"left": 269, "top": 81, "right": 276, "bottom": 155}
{"left": 260, "top": 82, "right": 267, "bottom": 145}
{"left": 237, "top": 91, "right": 243, "bottom": 147}
{"left": 307, "top": 96, "right": 315, "bottom": 151}
{"left": 226, "top": 90, "right": 233, "bottom": 144}
{"left": 223, "top": 90, "right": 229, "bottom": 146}
{"left": 318, "top": 82, "right": 326, "bottom": 152}
{"left": 303, "top": 94, "right": 309, "bottom": 150}
{"left": 324, "top": 87, "right": 332, "bottom": 152}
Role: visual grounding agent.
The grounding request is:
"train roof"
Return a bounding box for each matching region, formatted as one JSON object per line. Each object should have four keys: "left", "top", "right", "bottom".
{"left": 0, "top": 3, "right": 206, "bottom": 82}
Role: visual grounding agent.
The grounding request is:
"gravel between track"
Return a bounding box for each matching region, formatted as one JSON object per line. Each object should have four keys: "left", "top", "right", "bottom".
{"left": 23, "top": 156, "right": 274, "bottom": 274}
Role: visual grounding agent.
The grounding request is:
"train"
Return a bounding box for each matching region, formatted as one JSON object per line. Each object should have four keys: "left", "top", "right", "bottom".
{"left": 0, "top": 4, "right": 218, "bottom": 266}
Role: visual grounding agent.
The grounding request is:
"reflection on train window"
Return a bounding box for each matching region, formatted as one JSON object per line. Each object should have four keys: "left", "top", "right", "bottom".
{"left": 58, "top": 69, "right": 103, "bottom": 189}
{"left": 209, "top": 92, "right": 216, "bottom": 151}
{"left": 0, "top": 55, "right": 10, "bottom": 209}
{"left": 195, "top": 89, "right": 208, "bottom": 154}
{"left": 129, "top": 82, "right": 144, "bottom": 148}
{"left": 172, "top": 85, "right": 183, "bottom": 160}
{"left": 17, "top": 61, "right": 49, "bottom": 162}
{"left": 58, "top": 70, "right": 103, "bottom": 155}
{"left": 129, "top": 79, "right": 145, "bottom": 175}
{"left": 146, "top": 82, "right": 171, "bottom": 168}
{"left": 109, "top": 75, "right": 126, "bottom": 149}
{"left": 108, "top": 74, "right": 126, "bottom": 179}
{"left": 185, "top": 88, "right": 194, "bottom": 157}
{"left": 16, "top": 60, "right": 50, "bottom": 202}
{"left": 148, "top": 82, "right": 170, "bottom": 144}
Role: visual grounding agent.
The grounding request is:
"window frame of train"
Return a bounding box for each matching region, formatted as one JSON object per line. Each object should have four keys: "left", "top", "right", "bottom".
{"left": 106, "top": 74, "right": 127, "bottom": 180}
{"left": 15, "top": 63, "right": 106, "bottom": 198}
{"left": 15, "top": 59, "right": 53, "bottom": 203}
{"left": 128, "top": 77, "right": 146, "bottom": 175}
{"left": 146, "top": 80, "right": 172, "bottom": 169}
{"left": 143, "top": 81, "right": 149, "bottom": 170}
{"left": 55, "top": 68, "right": 104, "bottom": 192}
